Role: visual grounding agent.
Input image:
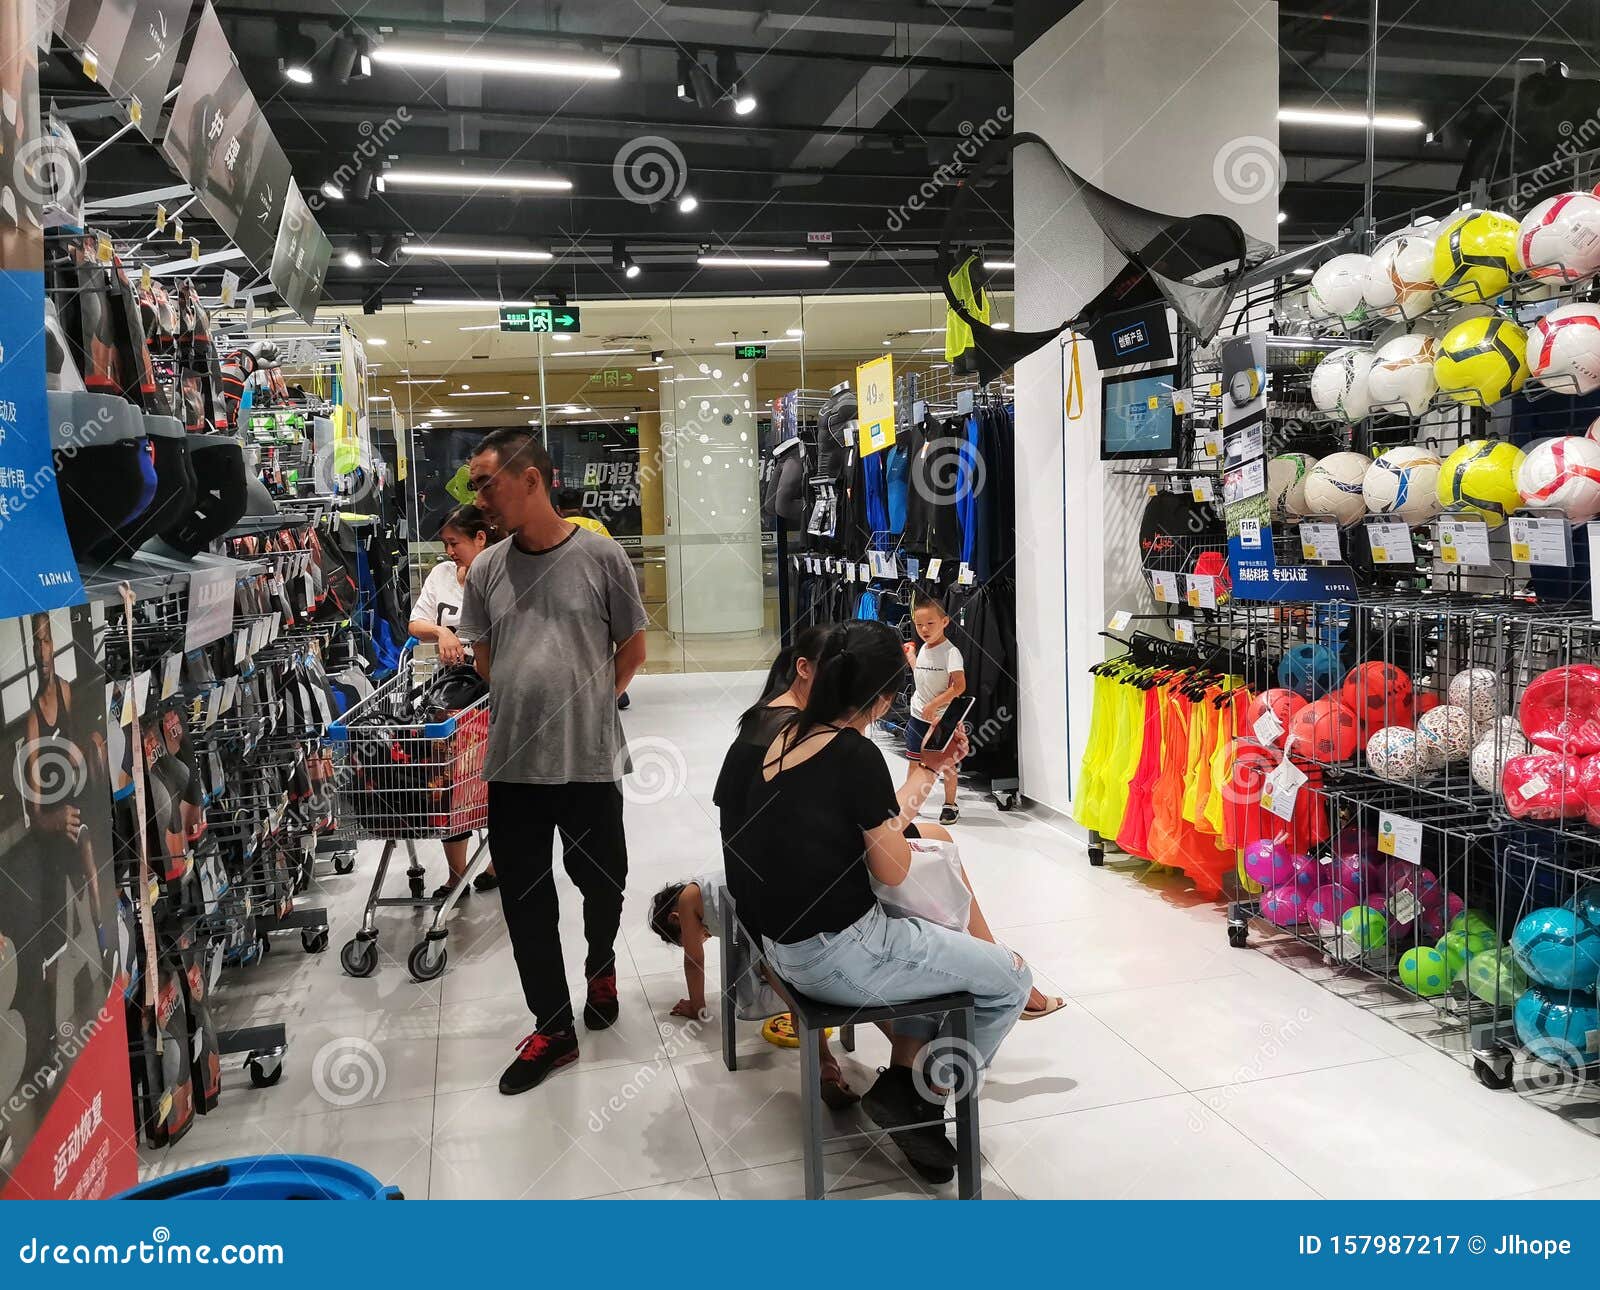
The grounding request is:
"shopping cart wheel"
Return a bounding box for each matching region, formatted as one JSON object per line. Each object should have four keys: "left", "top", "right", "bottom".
{"left": 1473, "top": 1056, "right": 1513, "bottom": 1091}
{"left": 407, "top": 938, "right": 448, "bottom": 983}
{"left": 340, "top": 937, "right": 379, "bottom": 978}
{"left": 333, "top": 852, "right": 356, "bottom": 876}
{"left": 302, "top": 928, "right": 329, "bottom": 954}
{"left": 408, "top": 874, "right": 426, "bottom": 900}
{"left": 247, "top": 1055, "right": 284, "bottom": 1088}
{"left": 1227, "top": 924, "right": 1249, "bottom": 949}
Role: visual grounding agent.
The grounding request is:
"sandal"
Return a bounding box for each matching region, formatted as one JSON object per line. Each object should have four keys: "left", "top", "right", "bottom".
{"left": 1021, "top": 993, "right": 1067, "bottom": 1020}
{"left": 819, "top": 1058, "right": 860, "bottom": 1110}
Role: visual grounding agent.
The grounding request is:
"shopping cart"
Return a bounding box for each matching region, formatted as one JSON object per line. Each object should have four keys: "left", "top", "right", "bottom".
{"left": 325, "top": 639, "right": 492, "bottom": 982}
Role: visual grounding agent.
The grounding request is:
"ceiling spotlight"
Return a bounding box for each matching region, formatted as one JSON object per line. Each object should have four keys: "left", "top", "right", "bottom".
{"left": 678, "top": 193, "right": 699, "bottom": 214}
{"left": 625, "top": 261, "right": 642, "bottom": 279}
{"left": 613, "top": 239, "right": 641, "bottom": 280}
{"left": 283, "top": 62, "right": 314, "bottom": 85}
{"left": 342, "top": 249, "right": 363, "bottom": 269}
{"left": 1277, "top": 210, "right": 1288, "bottom": 224}
{"left": 785, "top": 327, "right": 803, "bottom": 337}
{"left": 281, "top": 29, "right": 316, "bottom": 84}
{"left": 733, "top": 87, "right": 757, "bottom": 116}
{"left": 320, "top": 180, "right": 345, "bottom": 201}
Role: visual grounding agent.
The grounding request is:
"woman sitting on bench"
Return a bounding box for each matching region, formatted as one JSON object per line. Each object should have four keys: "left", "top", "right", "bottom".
{"left": 741, "top": 620, "right": 1033, "bottom": 1182}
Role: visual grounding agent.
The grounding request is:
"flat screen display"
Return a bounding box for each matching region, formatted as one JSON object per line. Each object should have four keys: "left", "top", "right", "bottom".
{"left": 1100, "top": 368, "right": 1177, "bottom": 461}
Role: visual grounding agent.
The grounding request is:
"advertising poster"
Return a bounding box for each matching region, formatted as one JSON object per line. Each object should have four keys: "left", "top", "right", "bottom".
{"left": 0, "top": 603, "right": 136, "bottom": 1195}
{"left": 57, "top": 0, "right": 194, "bottom": 140}
{"left": 2, "top": 0, "right": 89, "bottom": 614}
{"left": 160, "top": 1, "right": 290, "bottom": 267}
{"left": 270, "top": 181, "right": 330, "bottom": 326}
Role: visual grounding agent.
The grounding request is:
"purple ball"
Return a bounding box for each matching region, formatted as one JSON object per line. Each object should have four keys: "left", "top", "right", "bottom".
{"left": 1289, "top": 852, "right": 1320, "bottom": 894}
{"left": 1307, "top": 883, "right": 1359, "bottom": 928}
{"left": 1244, "top": 838, "right": 1294, "bottom": 887}
{"left": 1260, "top": 884, "right": 1307, "bottom": 927}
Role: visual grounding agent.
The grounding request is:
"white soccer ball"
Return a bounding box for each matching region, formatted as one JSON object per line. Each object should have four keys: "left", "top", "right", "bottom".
{"left": 1527, "top": 304, "right": 1600, "bottom": 394}
{"left": 1448, "top": 666, "right": 1502, "bottom": 724}
{"left": 1362, "top": 445, "right": 1443, "bottom": 524}
{"left": 1366, "top": 235, "right": 1438, "bottom": 319}
{"left": 1310, "top": 348, "right": 1374, "bottom": 422}
{"left": 1365, "top": 333, "right": 1439, "bottom": 416}
{"left": 1268, "top": 452, "right": 1316, "bottom": 521}
{"left": 1310, "top": 254, "right": 1374, "bottom": 326}
{"left": 1417, "top": 703, "right": 1474, "bottom": 762}
{"left": 1367, "top": 726, "right": 1421, "bottom": 780}
{"left": 1303, "top": 451, "right": 1372, "bottom": 525}
{"left": 1517, "top": 191, "right": 1600, "bottom": 282}
{"left": 1470, "top": 722, "right": 1533, "bottom": 794}
{"left": 1516, "top": 435, "right": 1600, "bottom": 523}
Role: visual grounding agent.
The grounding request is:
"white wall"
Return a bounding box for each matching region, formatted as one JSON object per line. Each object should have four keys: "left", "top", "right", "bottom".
{"left": 1013, "top": 0, "right": 1278, "bottom": 814}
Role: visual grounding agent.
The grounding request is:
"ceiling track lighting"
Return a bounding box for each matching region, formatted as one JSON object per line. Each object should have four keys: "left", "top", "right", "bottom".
{"left": 612, "top": 239, "right": 640, "bottom": 280}
{"left": 280, "top": 26, "right": 317, "bottom": 84}
{"left": 399, "top": 242, "right": 553, "bottom": 261}
{"left": 381, "top": 168, "right": 572, "bottom": 193}
{"left": 370, "top": 44, "right": 621, "bottom": 81}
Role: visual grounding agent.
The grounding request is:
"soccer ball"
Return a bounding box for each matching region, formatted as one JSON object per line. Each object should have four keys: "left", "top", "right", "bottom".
{"left": 1514, "top": 985, "right": 1600, "bottom": 1070}
{"left": 1527, "top": 303, "right": 1600, "bottom": 395}
{"left": 1510, "top": 905, "right": 1600, "bottom": 991}
{"left": 1432, "top": 209, "right": 1523, "bottom": 303}
{"left": 1517, "top": 191, "right": 1600, "bottom": 282}
{"left": 1434, "top": 314, "right": 1529, "bottom": 406}
{"left": 1267, "top": 452, "right": 1316, "bottom": 520}
{"left": 1417, "top": 703, "right": 1474, "bottom": 762}
{"left": 1470, "top": 726, "right": 1533, "bottom": 793}
{"left": 1365, "top": 234, "right": 1439, "bottom": 318}
{"left": 1309, "top": 348, "right": 1374, "bottom": 422}
{"left": 1448, "top": 666, "right": 1502, "bottom": 725}
{"left": 1301, "top": 451, "right": 1373, "bottom": 524}
{"left": 1342, "top": 904, "right": 1390, "bottom": 952}
{"left": 1516, "top": 436, "right": 1600, "bottom": 524}
{"left": 1309, "top": 254, "right": 1374, "bottom": 326}
{"left": 1436, "top": 438, "right": 1526, "bottom": 528}
{"left": 1362, "top": 445, "right": 1442, "bottom": 524}
{"left": 1341, "top": 661, "right": 1415, "bottom": 735}
{"left": 1366, "top": 725, "right": 1424, "bottom": 780}
{"left": 1277, "top": 642, "right": 1342, "bottom": 699}
{"left": 1398, "top": 946, "right": 1451, "bottom": 997}
{"left": 1288, "top": 697, "right": 1361, "bottom": 763}
{"left": 1365, "top": 333, "right": 1439, "bottom": 415}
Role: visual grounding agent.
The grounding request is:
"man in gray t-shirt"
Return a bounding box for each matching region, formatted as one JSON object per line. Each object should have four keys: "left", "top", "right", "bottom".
{"left": 457, "top": 429, "right": 648, "bottom": 1096}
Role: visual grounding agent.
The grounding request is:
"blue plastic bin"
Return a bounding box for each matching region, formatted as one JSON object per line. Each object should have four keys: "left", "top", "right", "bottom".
{"left": 118, "top": 1155, "right": 402, "bottom": 1200}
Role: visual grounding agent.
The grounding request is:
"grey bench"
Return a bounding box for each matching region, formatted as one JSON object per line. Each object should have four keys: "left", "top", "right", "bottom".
{"left": 716, "top": 887, "right": 982, "bottom": 1199}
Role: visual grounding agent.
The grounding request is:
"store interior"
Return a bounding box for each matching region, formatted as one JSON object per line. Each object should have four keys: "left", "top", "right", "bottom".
{"left": 12, "top": 0, "right": 1600, "bottom": 1203}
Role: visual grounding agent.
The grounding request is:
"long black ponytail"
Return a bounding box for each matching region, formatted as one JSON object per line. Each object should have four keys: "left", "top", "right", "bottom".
{"left": 742, "top": 624, "right": 831, "bottom": 723}
{"left": 791, "top": 620, "right": 908, "bottom": 742}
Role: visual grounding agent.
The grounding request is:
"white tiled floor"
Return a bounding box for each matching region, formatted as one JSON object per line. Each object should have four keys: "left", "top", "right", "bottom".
{"left": 137, "top": 671, "right": 1600, "bottom": 1199}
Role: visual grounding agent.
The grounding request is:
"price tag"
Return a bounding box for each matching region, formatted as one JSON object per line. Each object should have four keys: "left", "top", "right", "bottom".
{"left": 905, "top": 557, "right": 920, "bottom": 580}
{"left": 81, "top": 47, "right": 99, "bottom": 81}
{"left": 203, "top": 686, "right": 223, "bottom": 729}
{"left": 1145, "top": 483, "right": 1159, "bottom": 498}
{"left": 1198, "top": 428, "right": 1223, "bottom": 459}
{"left": 1438, "top": 517, "right": 1492, "bottom": 567}
{"left": 302, "top": 572, "right": 316, "bottom": 603}
{"left": 139, "top": 264, "right": 151, "bottom": 292}
{"left": 172, "top": 217, "right": 183, "bottom": 243}
{"left": 1260, "top": 760, "right": 1309, "bottom": 820}
{"left": 189, "top": 239, "right": 200, "bottom": 263}
{"left": 1108, "top": 610, "right": 1133, "bottom": 632}
{"left": 128, "top": 96, "right": 142, "bottom": 128}
{"left": 133, "top": 670, "right": 152, "bottom": 714}
{"left": 95, "top": 232, "right": 114, "bottom": 265}
{"left": 1253, "top": 707, "right": 1285, "bottom": 747}
{"left": 1299, "top": 521, "right": 1341, "bottom": 563}
{"left": 1377, "top": 811, "right": 1423, "bottom": 864}
{"left": 1366, "top": 518, "right": 1413, "bottom": 564}
{"left": 1185, "top": 574, "right": 1217, "bottom": 610}
{"left": 1208, "top": 382, "right": 1222, "bottom": 398}
{"left": 957, "top": 562, "right": 976, "bottom": 586}
{"left": 221, "top": 270, "right": 239, "bottom": 307}
{"left": 845, "top": 563, "right": 856, "bottom": 583}
{"left": 155, "top": 204, "right": 167, "bottom": 232}
{"left": 221, "top": 676, "right": 239, "bottom": 713}
{"left": 1191, "top": 477, "right": 1215, "bottom": 503}
{"left": 1147, "top": 394, "right": 1161, "bottom": 411}
{"left": 1173, "top": 618, "right": 1195, "bottom": 644}
{"left": 926, "top": 558, "right": 943, "bottom": 581}
{"left": 1518, "top": 774, "right": 1550, "bottom": 801}
{"left": 1149, "top": 570, "right": 1179, "bottom": 604}
{"left": 160, "top": 652, "right": 181, "bottom": 700}
{"left": 1172, "top": 396, "right": 1188, "bottom": 416}
{"left": 270, "top": 610, "right": 283, "bottom": 641}
{"left": 1508, "top": 515, "right": 1573, "bottom": 567}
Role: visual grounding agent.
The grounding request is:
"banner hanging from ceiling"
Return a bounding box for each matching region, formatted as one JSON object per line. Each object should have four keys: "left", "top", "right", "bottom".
{"left": 160, "top": 1, "right": 291, "bottom": 267}
{"left": 270, "top": 181, "right": 331, "bottom": 326}
{"left": 56, "top": 0, "right": 195, "bottom": 141}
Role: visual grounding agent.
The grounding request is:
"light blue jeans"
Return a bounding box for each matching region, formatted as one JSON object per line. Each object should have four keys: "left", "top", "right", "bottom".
{"left": 763, "top": 903, "right": 1032, "bottom": 1068}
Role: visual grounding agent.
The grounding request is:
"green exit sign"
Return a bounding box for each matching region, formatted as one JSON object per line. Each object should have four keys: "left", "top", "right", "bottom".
{"left": 499, "top": 305, "right": 582, "bottom": 334}
{"left": 732, "top": 343, "right": 767, "bottom": 359}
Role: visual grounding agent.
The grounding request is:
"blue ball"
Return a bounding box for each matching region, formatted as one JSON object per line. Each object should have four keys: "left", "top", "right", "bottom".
{"left": 1278, "top": 643, "right": 1342, "bottom": 699}
{"left": 1568, "top": 883, "right": 1600, "bottom": 926}
{"left": 1513, "top": 985, "right": 1600, "bottom": 1070}
{"left": 1510, "top": 906, "right": 1600, "bottom": 991}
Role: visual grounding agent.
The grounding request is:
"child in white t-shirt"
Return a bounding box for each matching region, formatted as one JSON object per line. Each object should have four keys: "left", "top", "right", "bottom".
{"left": 902, "top": 594, "right": 966, "bottom": 825}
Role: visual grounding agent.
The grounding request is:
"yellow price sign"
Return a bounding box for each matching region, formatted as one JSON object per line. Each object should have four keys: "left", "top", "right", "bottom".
{"left": 172, "top": 217, "right": 183, "bottom": 243}
{"left": 854, "top": 354, "right": 896, "bottom": 456}
{"left": 1377, "top": 830, "right": 1396, "bottom": 857}
{"left": 1301, "top": 543, "right": 1317, "bottom": 561}
{"left": 1511, "top": 540, "right": 1532, "bottom": 562}
{"left": 189, "top": 238, "right": 200, "bottom": 262}
{"left": 1146, "top": 394, "right": 1160, "bottom": 411}
{"left": 1209, "top": 382, "right": 1222, "bottom": 398}
{"left": 81, "top": 47, "right": 99, "bottom": 82}
{"left": 1186, "top": 586, "right": 1201, "bottom": 609}
{"left": 1371, "top": 546, "right": 1388, "bottom": 562}
{"left": 1146, "top": 483, "right": 1158, "bottom": 498}
{"left": 155, "top": 204, "right": 167, "bottom": 232}
{"left": 128, "top": 97, "right": 142, "bottom": 128}
{"left": 95, "top": 233, "right": 114, "bottom": 265}
{"left": 139, "top": 265, "right": 151, "bottom": 292}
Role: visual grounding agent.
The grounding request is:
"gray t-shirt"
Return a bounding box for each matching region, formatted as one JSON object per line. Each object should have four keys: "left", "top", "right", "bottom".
{"left": 457, "top": 527, "right": 648, "bottom": 784}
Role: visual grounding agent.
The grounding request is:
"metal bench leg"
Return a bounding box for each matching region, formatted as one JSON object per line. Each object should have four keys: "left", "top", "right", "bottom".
{"left": 950, "top": 1004, "right": 982, "bottom": 1200}
{"left": 798, "top": 1022, "right": 826, "bottom": 1200}
{"left": 840, "top": 1023, "right": 855, "bottom": 1052}
{"left": 719, "top": 899, "right": 740, "bottom": 1072}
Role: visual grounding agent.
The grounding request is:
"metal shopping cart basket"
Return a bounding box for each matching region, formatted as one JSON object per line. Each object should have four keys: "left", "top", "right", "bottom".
{"left": 326, "top": 640, "right": 492, "bottom": 982}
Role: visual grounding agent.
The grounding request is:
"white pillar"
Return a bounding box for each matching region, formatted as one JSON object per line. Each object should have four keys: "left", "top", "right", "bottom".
{"left": 659, "top": 355, "right": 763, "bottom": 636}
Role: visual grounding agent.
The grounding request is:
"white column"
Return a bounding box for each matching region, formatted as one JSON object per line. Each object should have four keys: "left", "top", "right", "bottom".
{"left": 659, "top": 355, "right": 763, "bottom": 636}
{"left": 1012, "top": 0, "right": 1278, "bottom": 813}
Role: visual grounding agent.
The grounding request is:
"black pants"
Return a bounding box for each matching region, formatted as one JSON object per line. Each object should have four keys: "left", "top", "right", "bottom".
{"left": 486, "top": 780, "right": 629, "bottom": 1036}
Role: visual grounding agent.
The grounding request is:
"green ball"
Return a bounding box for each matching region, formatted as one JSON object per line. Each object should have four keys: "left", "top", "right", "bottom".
{"left": 1465, "top": 946, "right": 1529, "bottom": 1006}
{"left": 1450, "top": 909, "right": 1495, "bottom": 938}
{"left": 1399, "top": 946, "right": 1450, "bottom": 997}
{"left": 1341, "top": 904, "right": 1389, "bottom": 951}
{"left": 1438, "top": 928, "right": 1495, "bottom": 980}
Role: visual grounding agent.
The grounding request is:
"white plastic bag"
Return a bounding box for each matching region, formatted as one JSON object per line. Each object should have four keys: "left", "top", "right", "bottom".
{"left": 872, "top": 837, "right": 972, "bottom": 932}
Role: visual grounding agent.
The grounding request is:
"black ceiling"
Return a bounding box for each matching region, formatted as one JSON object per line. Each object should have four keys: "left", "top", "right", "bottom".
{"left": 41, "top": 0, "right": 1600, "bottom": 310}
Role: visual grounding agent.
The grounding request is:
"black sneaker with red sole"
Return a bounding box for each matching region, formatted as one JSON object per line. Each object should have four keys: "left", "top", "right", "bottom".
{"left": 499, "top": 1030, "right": 579, "bottom": 1096}
{"left": 583, "top": 971, "right": 620, "bottom": 1030}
